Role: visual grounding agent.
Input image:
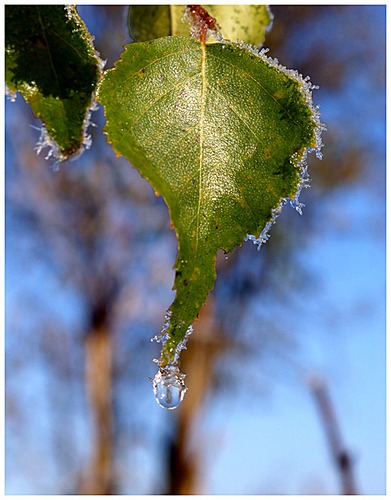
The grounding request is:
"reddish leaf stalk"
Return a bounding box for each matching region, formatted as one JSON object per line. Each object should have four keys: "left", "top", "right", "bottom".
{"left": 186, "top": 5, "right": 219, "bottom": 44}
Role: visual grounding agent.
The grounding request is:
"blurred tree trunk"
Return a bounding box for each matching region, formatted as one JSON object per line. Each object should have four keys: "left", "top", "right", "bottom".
{"left": 79, "top": 319, "right": 114, "bottom": 494}
{"left": 166, "top": 298, "right": 224, "bottom": 494}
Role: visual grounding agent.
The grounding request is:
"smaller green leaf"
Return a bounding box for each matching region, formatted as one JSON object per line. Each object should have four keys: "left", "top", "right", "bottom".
{"left": 127, "top": 5, "right": 272, "bottom": 46}
{"left": 202, "top": 5, "right": 273, "bottom": 45}
{"left": 5, "top": 5, "right": 102, "bottom": 160}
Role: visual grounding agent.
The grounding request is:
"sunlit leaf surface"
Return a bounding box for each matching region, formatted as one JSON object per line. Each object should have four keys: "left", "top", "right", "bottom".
{"left": 97, "top": 36, "right": 319, "bottom": 366}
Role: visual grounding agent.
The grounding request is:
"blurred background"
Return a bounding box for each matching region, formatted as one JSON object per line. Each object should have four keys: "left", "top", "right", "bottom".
{"left": 5, "top": 4, "right": 386, "bottom": 495}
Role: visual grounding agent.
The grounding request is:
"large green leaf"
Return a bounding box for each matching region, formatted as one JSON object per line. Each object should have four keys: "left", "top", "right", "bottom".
{"left": 97, "top": 36, "right": 321, "bottom": 371}
{"left": 5, "top": 5, "right": 102, "bottom": 160}
{"left": 128, "top": 5, "right": 272, "bottom": 46}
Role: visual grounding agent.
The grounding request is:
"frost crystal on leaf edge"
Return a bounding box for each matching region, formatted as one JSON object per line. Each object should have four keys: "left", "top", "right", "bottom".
{"left": 31, "top": 6, "right": 107, "bottom": 164}
{"left": 33, "top": 99, "right": 100, "bottom": 164}
{"left": 228, "top": 39, "right": 327, "bottom": 250}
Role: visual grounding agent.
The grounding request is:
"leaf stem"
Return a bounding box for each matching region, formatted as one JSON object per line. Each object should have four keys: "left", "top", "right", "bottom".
{"left": 186, "top": 5, "right": 218, "bottom": 45}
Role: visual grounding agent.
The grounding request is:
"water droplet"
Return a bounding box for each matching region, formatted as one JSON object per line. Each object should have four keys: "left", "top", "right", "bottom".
{"left": 153, "top": 364, "right": 187, "bottom": 410}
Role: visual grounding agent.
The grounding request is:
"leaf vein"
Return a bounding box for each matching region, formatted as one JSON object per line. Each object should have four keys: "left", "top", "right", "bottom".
{"left": 195, "top": 43, "right": 207, "bottom": 255}
{"left": 119, "top": 46, "right": 200, "bottom": 87}
{"left": 129, "top": 71, "right": 201, "bottom": 127}
{"left": 208, "top": 51, "right": 297, "bottom": 124}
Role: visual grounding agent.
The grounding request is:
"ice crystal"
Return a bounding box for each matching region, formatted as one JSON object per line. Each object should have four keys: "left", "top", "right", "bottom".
{"left": 228, "top": 37, "right": 326, "bottom": 250}
{"left": 34, "top": 125, "right": 66, "bottom": 163}
{"left": 152, "top": 310, "right": 193, "bottom": 364}
{"left": 182, "top": 5, "right": 221, "bottom": 43}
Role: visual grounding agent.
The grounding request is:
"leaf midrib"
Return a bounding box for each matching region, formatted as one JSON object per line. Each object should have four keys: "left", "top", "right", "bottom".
{"left": 195, "top": 43, "right": 207, "bottom": 256}
{"left": 169, "top": 43, "right": 207, "bottom": 339}
{"left": 36, "top": 7, "right": 68, "bottom": 130}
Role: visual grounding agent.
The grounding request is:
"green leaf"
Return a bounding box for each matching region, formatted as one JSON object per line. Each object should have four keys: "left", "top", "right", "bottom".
{"left": 205, "top": 5, "right": 273, "bottom": 45}
{"left": 5, "top": 5, "right": 101, "bottom": 160}
{"left": 128, "top": 5, "right": 272, "bottom": 46}
{"left": 97, "top": 36, "right": 320, "bottom": 366}
{"left": 128, "top": 5, "right": 173, "bottom": 42}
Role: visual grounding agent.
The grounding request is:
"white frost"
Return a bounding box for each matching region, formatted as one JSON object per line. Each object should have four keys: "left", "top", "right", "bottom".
{"left": 226, "top": 38, "right": 327, "bottom": 250}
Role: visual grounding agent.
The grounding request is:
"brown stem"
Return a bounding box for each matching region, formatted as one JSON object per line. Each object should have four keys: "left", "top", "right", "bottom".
{"left": 186, "top": 5, "right": 219, "bottom": 45}
{"left": 310, "top": 378, "right": 358, "bottom": 495}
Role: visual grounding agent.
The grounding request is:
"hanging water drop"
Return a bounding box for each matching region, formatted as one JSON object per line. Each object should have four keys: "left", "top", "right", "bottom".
{"left": 153, "top": 364, "right": 187, "bottom": 410}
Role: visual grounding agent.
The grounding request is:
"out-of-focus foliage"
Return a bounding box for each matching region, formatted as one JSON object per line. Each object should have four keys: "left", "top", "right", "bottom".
{"left": 128, "top": 5, "right": 272, "bottom": 45}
